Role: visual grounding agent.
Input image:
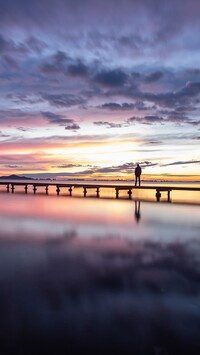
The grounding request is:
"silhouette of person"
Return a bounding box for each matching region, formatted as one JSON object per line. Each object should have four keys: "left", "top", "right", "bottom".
{"left": 134, "top": 200, "right": 141, "bottom": 223}
{"left": 135, "top": 163, "right": 142, "bottom": 187}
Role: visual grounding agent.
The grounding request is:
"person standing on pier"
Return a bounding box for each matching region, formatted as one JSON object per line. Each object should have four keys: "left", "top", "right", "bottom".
{"left": 135, "top": 163, "right": 142, "bottom": 187}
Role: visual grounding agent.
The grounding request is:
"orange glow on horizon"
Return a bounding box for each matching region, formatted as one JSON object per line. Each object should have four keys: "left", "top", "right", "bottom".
{"left": 1, "top": 133, "right": 199, "bottom": 181}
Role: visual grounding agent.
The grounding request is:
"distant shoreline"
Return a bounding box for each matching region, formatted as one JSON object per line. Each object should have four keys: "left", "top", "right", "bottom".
{"left": 0, "top": 174, "right": 199, "bottom": 184}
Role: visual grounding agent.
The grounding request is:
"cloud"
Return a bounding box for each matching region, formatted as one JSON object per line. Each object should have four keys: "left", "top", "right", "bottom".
{"left": 25, "top": 36, "right": 48, "bottom": 53}
{"left": 0, "top": 109, "right": 37, "bottom": 126}
{"left": 187, "top": 120, "right": 200, "bottom": 126}
{"left": 18, "top": 160, "right": 156, "bottom": 178}
{"left": 0, "top": 130, "right": 10, "bottom": 138}
{"left": 93, "top": 121, "right": 122, "bottom": 128}
{"left": 41, "top": 111, "right": 74, "bottom": 125}
{"left": 7, "top": 94, "right": 43, "bottom": 105}
{"left": 144, "top": 71, "right": 164, "bottom": 83}
{"left": 0, "top": 34, "right": 28, "bottom": 56}
{"left": 118, "top": 33, "right": 152, "bottom": 50}
{"left": 68, "top": 60, "right": 89, "bottom": 77}
{"left": 65, "top": 123, "right": 80, "bottom": 130}
{"left": 93, "top": 69, "right": 127, "bottom": 87}
{"left": 127, "top": 115, "right": 164, "bottom": 125}
{"left": 163, "top": 160, "right": 200, "bottom": 166}
{"left": 134, "top": 101, "right": 149, "bottom": 111}
{"left": 77, "top": 161, "right": 156, "bottom": 176}
{"left": 4, "top": 164, "right": 23, "bottom": 169}
{"left": 40, "top": 50, "right": 69, "bottom": 74}
{"left": 42, "top": 134, "right": 110, "bottom": 143}
{"left": 42, "top": 94, "right": 86, "bottom": 107}
{"left": 145, "top": 140, "right": 163, "bottom": 145}
{"left": 177, "top": 81, "right": 200, "bottom": 98}
{"left": 127, "top": 108, "right": 200, "bottom": 125}
{"left": 16, "top": 127, "right": 30, "bottom": 132}
{"left": 1, "top": 1, "right": 200, "bottom": 70}
{"left": 0, "top": 152, "right": 57, "bottom": 168}
{"left": 94, "top": 77, "right": 200, "bottom": 118}
{"left": 0, "top": 0, "right": 200, "bottom": 178}
{"left": 52, "top": 164, "right": 83, "bottom": 169}
{"left": 0, "top": 34, "right": 8, "bottom": 52}
{"left": 99, "top": 102, "right": 136, "bottom": 110}
{"left": 40, "top": 52, "right": 89, "bottom": 79}
{"left": 1, "top": 55, "right": 19, "bottom": 69}
{"left": 141, "top": 81, "right": 200, "bottom": 109}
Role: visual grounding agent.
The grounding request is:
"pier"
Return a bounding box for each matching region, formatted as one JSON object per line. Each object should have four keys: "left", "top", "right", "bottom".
{"left": 0, "top": 181, "right": 199, "bottom": 201}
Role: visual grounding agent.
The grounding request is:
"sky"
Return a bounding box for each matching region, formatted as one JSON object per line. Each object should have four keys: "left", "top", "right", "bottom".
{"left": 0, "top": 0, "right": 200, "bottom": 181}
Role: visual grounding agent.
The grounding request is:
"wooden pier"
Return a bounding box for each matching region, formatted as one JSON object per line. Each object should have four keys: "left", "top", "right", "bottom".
{"left": 0, "top": 180, "right": 199, "bottom": 201}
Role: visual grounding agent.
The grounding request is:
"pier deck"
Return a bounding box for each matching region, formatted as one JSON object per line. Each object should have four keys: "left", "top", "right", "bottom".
{"left": 0, "top": 180, "right": 199, "bottom": 201}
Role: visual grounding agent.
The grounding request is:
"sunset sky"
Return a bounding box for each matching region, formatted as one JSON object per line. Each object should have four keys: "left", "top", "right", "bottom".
{"left": 0, "top": 0, "right": 200, "bottom": 180}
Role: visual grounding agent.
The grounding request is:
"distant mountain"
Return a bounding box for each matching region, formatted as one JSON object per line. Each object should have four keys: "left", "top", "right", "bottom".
{"left": 0, "top": 174, "right": 33, "bottom": 180}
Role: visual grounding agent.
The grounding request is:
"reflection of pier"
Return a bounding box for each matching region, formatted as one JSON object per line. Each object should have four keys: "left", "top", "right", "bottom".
{"left": 0, "top": 181, "right": 199, "bottom": 201}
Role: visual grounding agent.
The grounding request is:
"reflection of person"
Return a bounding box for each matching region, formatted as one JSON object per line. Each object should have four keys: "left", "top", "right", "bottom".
{"left": 135, "top": 163, "right": 142, "bottom": 187}
{"left": 134, "top": 200, "right": 141, "bottom": 223}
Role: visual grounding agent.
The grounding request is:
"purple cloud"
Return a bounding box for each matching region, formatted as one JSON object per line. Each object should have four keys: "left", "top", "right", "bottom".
{"left": 68, "top": 60, "right": 89, "bottom": 77}
{"left": 65, "top": 123, "right": 80, "bottom": 130}
{"left": 99, "top": 102, "right": 136, "bottom": 110}
{"left": 127, "top": 115, "right": 165, "bottom": 125}
{"left": 93, "top": 121, "right": 122, "bottom": 128}
{"left": 42, "top": 94, "right": 86, "bottom": 107}
{"left": 41, "top": 111, "right": 74, "bottom": 125}
{"left": 163, "top": 160, "right": 200, "bottom": 166}
{"left": 93, "top": 69, "right": 128, "bottom": 87}
{"left": 144, "top": 71, "right": 164, "bottom": 83}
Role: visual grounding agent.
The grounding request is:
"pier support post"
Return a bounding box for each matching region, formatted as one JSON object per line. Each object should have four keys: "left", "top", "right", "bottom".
{"left": 6, "top": 184, "right": 9, "bottom": 193}
{"left": 69, "top": 187, "right": 72, "bottom": 196}
{"left": 96, "top": 188, "right": 100, "bottom": 198}
{"left": 45, "top": 185, "right": 48, "bottom": 195}
{"left": 128, "top": 189, "right": 132, "bottom": 200}
{"left": 115, "top": 188, "right": 119, "bottom": 199}
{"left": 56, "top": 186, "right": 60, "bottom": 195}
{"left": 11, "top": 184, "right": 15, "bottom": 193}
{"left": 33, "top": 186, "right": 37, "bottom": 194}
{"left": 83, "top": 187, "right": 87, "bottom": 197}
{"left": 167, "top": 190, "right": 171, "bottom": 202}
{"left": 156, "top": 190, "right": 161, "bottom": 202}
{"left": 24, "top": 185, "right": 28, "bottom": 194}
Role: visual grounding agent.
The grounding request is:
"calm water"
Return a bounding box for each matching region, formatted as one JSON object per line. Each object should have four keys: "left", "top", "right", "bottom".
{"left": 0, "top": 186, "right": 199, "bottom": 354}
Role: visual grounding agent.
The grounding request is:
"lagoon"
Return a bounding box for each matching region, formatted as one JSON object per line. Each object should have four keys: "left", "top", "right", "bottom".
{"left": 0, "top": 187, "right": 199, "bottom": 354}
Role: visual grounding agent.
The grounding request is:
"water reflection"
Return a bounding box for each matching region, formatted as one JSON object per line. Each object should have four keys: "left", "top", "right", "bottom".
{"left": 134, "top": 200, "right": 141, "bottom": 223}
{"left": 0, "top": 236, "right": 200, "bottom": 354}
{"left": 0, "top": 193, "right": 199, "bottom": 354}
